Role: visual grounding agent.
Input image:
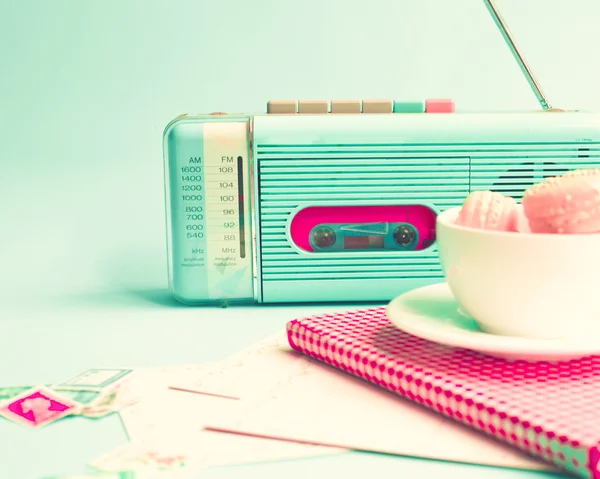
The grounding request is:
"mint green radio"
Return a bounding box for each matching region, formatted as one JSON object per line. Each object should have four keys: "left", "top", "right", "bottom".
{"left": 162, "top": 0, "right": 600, "bottom": 306}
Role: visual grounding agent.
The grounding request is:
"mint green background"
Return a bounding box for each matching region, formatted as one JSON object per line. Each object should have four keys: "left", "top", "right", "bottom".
{"left": 0, "top": 0, "right": 598, "bottom": 478}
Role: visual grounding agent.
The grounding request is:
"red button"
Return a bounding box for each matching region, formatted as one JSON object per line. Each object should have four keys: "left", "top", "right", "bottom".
{"left": 425, "top": 98, "right": 455, "bottom": 113}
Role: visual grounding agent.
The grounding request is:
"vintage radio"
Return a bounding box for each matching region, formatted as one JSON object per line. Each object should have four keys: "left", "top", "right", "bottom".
{"left": 162, "top": 0, "right": 600, "bottom": 305}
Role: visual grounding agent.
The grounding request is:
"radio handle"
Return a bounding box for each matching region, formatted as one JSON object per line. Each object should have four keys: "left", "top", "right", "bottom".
{"left": 483, "top": 0, "right": 552, "bottom": 110}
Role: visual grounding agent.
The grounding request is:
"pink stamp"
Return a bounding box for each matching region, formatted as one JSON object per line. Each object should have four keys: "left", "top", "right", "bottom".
{"left": 0, "top": 386, "right": 78, "bottom": 428}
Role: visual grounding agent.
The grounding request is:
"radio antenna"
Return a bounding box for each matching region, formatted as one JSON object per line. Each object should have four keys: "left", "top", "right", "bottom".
{"left": 483, "top": 0, "right": 552, "bottom": 110}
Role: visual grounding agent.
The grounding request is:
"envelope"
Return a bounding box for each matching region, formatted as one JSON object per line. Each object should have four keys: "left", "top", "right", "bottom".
{"left": 167, "top": 332, "right": 311, "bottom": 400}
{"left": 179, "top": 335, "right": 553, "bottom": 472}
{"left": 107, "top": 361, "right": 343, "bottom": 477}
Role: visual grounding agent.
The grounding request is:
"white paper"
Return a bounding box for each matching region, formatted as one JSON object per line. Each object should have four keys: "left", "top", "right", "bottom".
{"left": 167, "top": 332, "right": 310, "bottom": 399}
{"left": 109, "top": 361, "right": 343, "bottom": 475}
{"left": 201, "top": 351, "right": 553, "bottom": 472}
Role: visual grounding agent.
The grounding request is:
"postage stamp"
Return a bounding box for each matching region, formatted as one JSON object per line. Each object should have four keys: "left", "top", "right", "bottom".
{"left": 80, "top": 389, "right": 120, "bottom": 419}
{"left": 58, "top": 369, "right": 134, "bottom": 391}
{"left": 53, "top": 388, "right": 102, "bottom": 406}
{"left": 90, "top": 442, "right": 188, "bottom": 476}
{"left": 0, "top": 385, "right": 36, "bottom": 403}
{"left": 0, "top": 385, "right": 79, "bottom": 428}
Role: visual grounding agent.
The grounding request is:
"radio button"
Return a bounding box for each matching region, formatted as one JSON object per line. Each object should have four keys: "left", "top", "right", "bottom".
{"left": 267, "top": 100, "right": 297, "bottom": 114}
{"left": 362, "top": 99, "right": 393, "bottom": 113}
{"left": 425, "top": 98, "right": 455, "bottom": 113}
{"left": 298, "top": 100, "right": 329, "bottom": 114}
{"left": 331, "top": 100, "right": 361, "bottom": 114}
{"left": 393, "top": 100, "right": 425, "bottom": 113}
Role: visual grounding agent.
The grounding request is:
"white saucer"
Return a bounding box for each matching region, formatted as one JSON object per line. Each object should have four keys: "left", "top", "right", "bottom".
{"left": 386, "top": 283, "right": 600, "bottom": 362}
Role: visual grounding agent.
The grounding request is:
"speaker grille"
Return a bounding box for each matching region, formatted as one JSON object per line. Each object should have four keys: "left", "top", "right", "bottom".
{"left": 256, "top": 144, "right": 600, "bottom": 283}
{"left": 256, "top": 146, "right": 468, "bottom": 282}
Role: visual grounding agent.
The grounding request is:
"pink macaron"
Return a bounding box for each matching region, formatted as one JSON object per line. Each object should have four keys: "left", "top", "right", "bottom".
{"left": 456, "top": 190, "right": 519, "bottom": 231}
{"left": 522, "top": 169, "right": 600, "bottom": 234}
{"left": 511, "top": 204, "right": 532, "bottom": 233}
{"left": 562, "top": 168, "right": 600, "bottom": 179}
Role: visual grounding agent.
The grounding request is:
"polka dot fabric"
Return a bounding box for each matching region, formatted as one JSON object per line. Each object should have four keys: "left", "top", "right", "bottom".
{"left": 286, "top": 307, "right": 600, "bottom": 478}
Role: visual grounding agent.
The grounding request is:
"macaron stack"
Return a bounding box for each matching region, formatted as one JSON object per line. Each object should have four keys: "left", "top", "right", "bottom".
{"left": 455, "top": 169, "right": 600, "bottom": 234}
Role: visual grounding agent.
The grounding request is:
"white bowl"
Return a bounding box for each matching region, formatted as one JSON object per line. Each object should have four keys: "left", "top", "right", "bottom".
{"left": 435, "top": 207, "right": 600, "bottom": 339}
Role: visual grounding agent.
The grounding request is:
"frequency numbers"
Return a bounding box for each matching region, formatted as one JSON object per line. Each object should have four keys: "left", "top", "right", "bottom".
{"left": 185, "top": 206, "right": 203, "bottom": 212}
{"left": 181, "top": 194, "right": 202, "bottom": 201}
{"left": 187, "top": 232, "right": 204, "bottom": 239}
{"left": 187, "top": 214, "right": 203, "bottom": 220}
{"left": 181, "top": 175, "right": 202, "bottom": 182}
{"left": 182, "top": 185, "right": 202, "bottom": 191}
{"left": 181, "top": 166, "right": 202, "bottom": 173}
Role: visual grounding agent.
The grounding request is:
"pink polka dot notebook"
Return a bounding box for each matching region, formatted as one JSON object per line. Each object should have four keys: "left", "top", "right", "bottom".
{"left": 286, "top": 307, "right": 600, "bottom": 479}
